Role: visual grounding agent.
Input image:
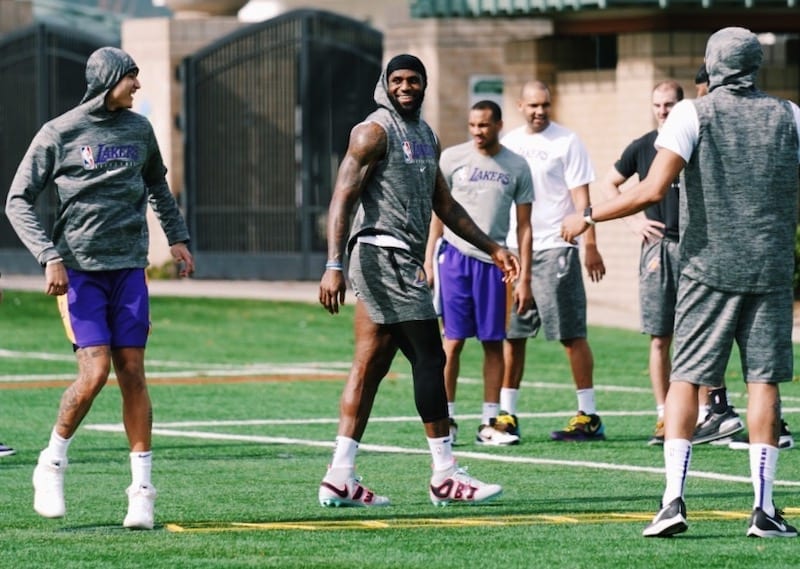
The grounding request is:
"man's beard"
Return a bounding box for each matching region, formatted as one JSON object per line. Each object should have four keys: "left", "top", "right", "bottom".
{"left": 390, "top": 92, "right": 425, "bottom": 117}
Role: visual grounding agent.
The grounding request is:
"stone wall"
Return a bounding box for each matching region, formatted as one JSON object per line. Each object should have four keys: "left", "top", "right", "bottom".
{"left": 0, "top": 0, "right": 33, "bottom": 34}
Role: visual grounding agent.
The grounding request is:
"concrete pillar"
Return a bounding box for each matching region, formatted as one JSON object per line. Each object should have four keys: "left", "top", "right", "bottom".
{"left": 122, "top": 16, "right": 246, "bottom": 266}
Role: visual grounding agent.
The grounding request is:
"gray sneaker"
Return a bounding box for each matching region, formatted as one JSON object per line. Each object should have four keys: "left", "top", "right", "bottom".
{"left": 692, "top": 407, "right": 744, "bottom": 444}
{"left": 643, "top": 497, "right": 688, "bottom": 538}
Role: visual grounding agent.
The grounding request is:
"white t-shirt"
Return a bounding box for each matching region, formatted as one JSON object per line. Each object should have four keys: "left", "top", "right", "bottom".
{"left": 656, "top": 98, "right": 800, "bottom": 162}
{"left": 502, "top": 121, "right": 595, "bottom": 251}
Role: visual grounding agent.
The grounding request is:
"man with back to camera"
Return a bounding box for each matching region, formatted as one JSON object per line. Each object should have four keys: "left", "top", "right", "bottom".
{"left": 561, "top": 27, "right": 799, "bottom": 538}
{"left": 690, "top": 63, "right": 794, "bottom": 451}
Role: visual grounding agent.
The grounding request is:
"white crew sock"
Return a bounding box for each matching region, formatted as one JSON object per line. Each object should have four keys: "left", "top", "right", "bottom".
{"left": 427, "top": 435, "right": 455, "bottom": 473}
{"left": 662, "top": 438, "right": 692, "bottom": 504}
{"left": 500, "top": 388, "right": 519, "bottom": 415}
{"left": 482, "top": 402, "right": 499, "bottom": 426}
{"left": 329, "top": 436, "right": 359, "bottom": 474}
{"left": 750, "top": 443, "right": 778, "bottom": 516}
{"left": 130, "top": 450, "right": 153, "bottom": 488}
{"left": 576, "top": 388, "right": 597, "bottom": 415}
{"left": 45, "top": 428, "right": 72, "bottom": 462}
{"left": 447, "top": 402, "right": 456, "bottom": 420}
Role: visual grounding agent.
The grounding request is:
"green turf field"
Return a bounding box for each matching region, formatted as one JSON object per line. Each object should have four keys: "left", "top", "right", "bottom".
{"left": 1, "top": 289, "right": 799, "bottom": 568}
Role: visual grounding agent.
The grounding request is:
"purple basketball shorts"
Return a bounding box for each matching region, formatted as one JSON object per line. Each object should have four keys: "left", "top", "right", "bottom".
{"left": 438, "top": 242, "right": 509, "bottom": 342}
{"left": 57, "top": 268, "right": 150, "bottom": 349}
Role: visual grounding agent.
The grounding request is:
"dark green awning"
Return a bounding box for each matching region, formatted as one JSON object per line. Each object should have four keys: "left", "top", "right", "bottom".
{"left": 410, "top": 0, "right": 796, "bottom": 17}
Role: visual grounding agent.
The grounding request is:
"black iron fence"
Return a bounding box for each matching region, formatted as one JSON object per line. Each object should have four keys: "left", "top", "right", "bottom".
{"left": 0, "top": 23, "right": 108, "bottom": 273}
{"left": 182, "top": 9, "right": 382, "bottom": 279}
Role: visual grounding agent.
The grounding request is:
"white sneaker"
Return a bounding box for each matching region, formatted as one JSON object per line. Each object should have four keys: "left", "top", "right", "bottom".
{"left": 319, "top": 471, "right": 391, "bottom": 507}
{"left": 33, "top": 451, "right": 67, "bottom": 519}
{"left": 123, "top": 484, "right": 157, "bottom": 529}
{"left": 429, "top": 465, "right": 503, "bottom": 506}
{"left": 475, "top": 423, "right": 520, "bottom": 446}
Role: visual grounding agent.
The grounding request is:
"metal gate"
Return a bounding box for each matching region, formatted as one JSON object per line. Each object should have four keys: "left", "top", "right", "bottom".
{"left": 182, "top": 9, "right": 382, "bottom": 280}
{"left": 0, "top": 23, "right": 108, "bottom": 274}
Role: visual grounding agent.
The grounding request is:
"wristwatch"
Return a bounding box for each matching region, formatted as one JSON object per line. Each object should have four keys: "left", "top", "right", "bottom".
{"left": 583, "top": 206, "right": 596, "bottom": 226}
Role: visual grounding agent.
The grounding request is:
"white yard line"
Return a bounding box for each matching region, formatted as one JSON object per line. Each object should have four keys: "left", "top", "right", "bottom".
{"left": 84, "top": 419, "right": 800, "bottom": 487}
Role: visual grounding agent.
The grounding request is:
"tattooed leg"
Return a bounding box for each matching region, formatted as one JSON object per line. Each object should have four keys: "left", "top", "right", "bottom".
{"left": 54, "top": 346, "right": 112, "bottom": 439}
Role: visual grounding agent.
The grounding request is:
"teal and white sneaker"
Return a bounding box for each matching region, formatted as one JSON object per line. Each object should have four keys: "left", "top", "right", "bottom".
{"left": 429, "top": 465, "right": 502, "bottom": 506}
{"left": 319, "top": 471, "right": 390, "bottom": 508}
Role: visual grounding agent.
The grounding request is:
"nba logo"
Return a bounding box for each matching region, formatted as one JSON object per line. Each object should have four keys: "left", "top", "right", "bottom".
{"left": 402, "top": 140, "right": 414, "bottom": 164}
{"left": 81, "top": 146, "right": 95, "bottom": 170}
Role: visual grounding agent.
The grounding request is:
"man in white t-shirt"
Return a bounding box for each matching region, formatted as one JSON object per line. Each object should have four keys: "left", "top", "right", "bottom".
{"left": 500, "top": 80, "right": 607, "bottom": 442}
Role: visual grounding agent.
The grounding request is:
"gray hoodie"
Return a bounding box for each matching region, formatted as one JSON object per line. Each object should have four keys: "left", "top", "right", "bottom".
{"left": 682, "top": 28, "right": 799, "bottom": 293}
{"left": 5, "top": 46, "right": 189, "bottom": 271}
{"left": 346, "top": 68, "right": 439, "bottom": 264}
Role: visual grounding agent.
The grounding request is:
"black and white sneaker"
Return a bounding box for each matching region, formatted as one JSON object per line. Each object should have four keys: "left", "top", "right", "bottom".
{"left": 692, "top": 407, "right": 744, "bottom": 444}
{"left": 449, "top": 418, "right": 459, "bottom": 446}
{"left": 728, "top": 420, "right": 795, "bottom": 451}
{"left": 642, "top": 497, "right": 688, "bottom": 537}
{"left": 746, "top": 507, "right": 798, "bottom": 538}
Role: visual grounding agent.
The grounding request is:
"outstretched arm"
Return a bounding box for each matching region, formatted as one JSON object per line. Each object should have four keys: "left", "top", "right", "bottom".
{"left": 597, "top": 166, "right": 665, "bottom": 243}
{"left": 319, "top": 122, "right": 386, "bottom": 314}
{"left": 562, "top": 148, "right": 685, "bottom": 242}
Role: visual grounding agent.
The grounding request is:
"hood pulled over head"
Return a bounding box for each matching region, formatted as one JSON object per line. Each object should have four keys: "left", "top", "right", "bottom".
{"left": 373, "top": 54, "right": 427, "bottom": 120}
{"left": 704, "top": 27, "right": 762, "bottom": 93}
{"left": 80, "top": 46, "right": 139, "bottom": 105}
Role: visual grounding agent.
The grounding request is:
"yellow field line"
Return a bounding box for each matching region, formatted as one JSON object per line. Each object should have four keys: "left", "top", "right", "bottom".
{"left": 164, "top": 508, "right": 800, "bottom": 533}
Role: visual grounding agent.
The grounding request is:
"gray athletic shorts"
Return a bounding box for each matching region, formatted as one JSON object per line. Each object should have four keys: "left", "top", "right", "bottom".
{"left": 507, "top": 247, "right": 586, "bottom": 341}
{"left": 639, "top": 238, "right": 680, "bottom": 337}
{"left": 671, "top": 275, "right": 794, "bottom": 387}
{"left": 349, "top": 242, "right": 437, "bottom": 325}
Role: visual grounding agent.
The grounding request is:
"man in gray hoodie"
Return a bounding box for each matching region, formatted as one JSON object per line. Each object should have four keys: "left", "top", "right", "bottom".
{"left": 6, "top": 46, "right": 194, "bottom": 529}
{"left": 318, "top": 54, "right": 518, "bottom": 507}
{"left": 561, "top": 27, "right": 799, "bottom": 538}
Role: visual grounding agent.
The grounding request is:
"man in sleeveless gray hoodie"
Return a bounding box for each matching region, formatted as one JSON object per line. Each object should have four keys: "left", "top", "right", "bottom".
{"left": 6, "top": 46, "right": 194, "bottom": 529}
{"left": 318, "top": 54, "right": 518, "bottom": 507}
{"left": 561, "top": 27, "right": 800, "bottom": 538}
